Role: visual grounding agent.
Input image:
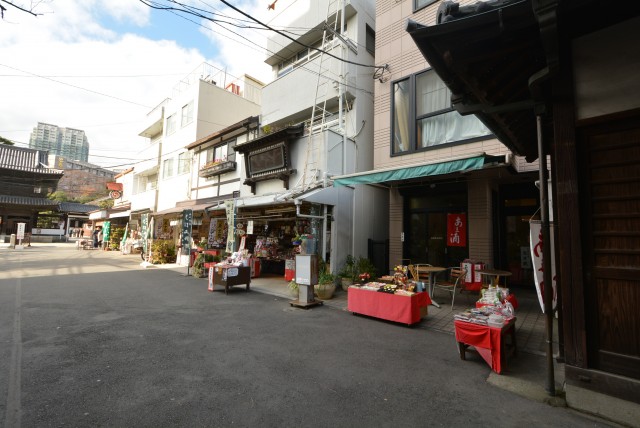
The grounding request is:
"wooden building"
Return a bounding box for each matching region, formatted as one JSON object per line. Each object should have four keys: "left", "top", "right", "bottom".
{"left": 406, "top": 0, "right": 640, "bottom": 423}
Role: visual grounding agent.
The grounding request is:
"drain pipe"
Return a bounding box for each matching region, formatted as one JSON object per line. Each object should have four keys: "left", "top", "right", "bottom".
{"left": 529, "top": 65, "right": 555, "bottom": 397}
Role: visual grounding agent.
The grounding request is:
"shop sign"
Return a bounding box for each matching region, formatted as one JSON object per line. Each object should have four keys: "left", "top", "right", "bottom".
{"left": 16, "top": 222, "right": 25, "bottom": 240}
{"left": 447, "top": 213, "right": 467, "bottom": 247}
{"left": 181, "top": 209, "right": 193, "bottom": 255}
{"left": 225, "top": 200, "right": 235, "bottom": 253}
{"left": 529, "top": 220, "right": 557, "bottom": 313}
{"left": 102, "top": 221, "right": 111, "bottom": 242}
{"left": 140, "top": 214, "right": 149, "bottom": 254}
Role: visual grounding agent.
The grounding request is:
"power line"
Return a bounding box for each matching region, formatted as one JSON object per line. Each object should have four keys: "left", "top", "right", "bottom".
{"left": 0, "top": 63, "right": 153, "bottom": 109}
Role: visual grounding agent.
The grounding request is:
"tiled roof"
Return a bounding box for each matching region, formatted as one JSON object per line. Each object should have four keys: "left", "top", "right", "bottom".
{"left": 0, "top": 145, "right": 64, "bottom": 175}
{"left": 58, "top": 202, "right": 100, "bottom": 213}
{"left": 0, "top": 195, "right": 59, "bottom": 207}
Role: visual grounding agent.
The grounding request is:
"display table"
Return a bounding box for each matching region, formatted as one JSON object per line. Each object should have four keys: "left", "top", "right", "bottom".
{"left": 454, "top": 318, "right": 517, "bottom": 374}
{"left": 347, "top": 287, "right": 431, "bottom": 326}
{"left": 208, "top": 266, "right": 251, "bottom": 294}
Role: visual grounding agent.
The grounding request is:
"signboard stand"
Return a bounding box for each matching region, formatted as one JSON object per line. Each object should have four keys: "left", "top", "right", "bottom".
{"left": 290, "top": 254, "right": 323, "bottom": 309}
{"left": 181, "top": 209, "right": 193, "bottom": 276}
{"left": 15, "top": 222, "right": 26, "bottom": 250}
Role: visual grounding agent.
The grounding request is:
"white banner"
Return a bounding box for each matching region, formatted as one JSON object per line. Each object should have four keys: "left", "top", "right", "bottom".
{"left": 529, "top": 220, "right": 557, "bottom": 313}
{"left": 16, "top": 222, "right": 25, "bottom": 240}
{"left": 225, "top": 200, "right": 235, "bottom": 253}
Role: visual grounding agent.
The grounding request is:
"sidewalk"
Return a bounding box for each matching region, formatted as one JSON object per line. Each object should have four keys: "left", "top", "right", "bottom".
{"left": 168, "top": 268, "right": 567, "bottom": 408}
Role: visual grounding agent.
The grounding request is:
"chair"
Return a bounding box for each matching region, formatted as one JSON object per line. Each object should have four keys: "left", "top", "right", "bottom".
{"left": 432, "top": 266, "right": 467, "bottom": 310}
{"left": 407, "top": 264, "right": 419, "bottom": 281}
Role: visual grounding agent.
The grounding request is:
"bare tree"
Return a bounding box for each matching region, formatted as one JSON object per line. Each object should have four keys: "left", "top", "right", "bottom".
{"left": 1, "top": 1, "right": 46, "bottom": 20}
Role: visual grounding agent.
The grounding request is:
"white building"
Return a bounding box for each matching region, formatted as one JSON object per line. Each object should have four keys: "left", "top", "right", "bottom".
{"left": 231, "top": 0, "right": 386, "bottom": 276}
{"left": 130, "top": 63, "right": 263, "bottom": 260}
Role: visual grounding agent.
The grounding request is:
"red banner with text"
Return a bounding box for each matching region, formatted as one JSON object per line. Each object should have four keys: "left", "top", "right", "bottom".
{"left": 447, "top": 213, "right": 467, "bottom": 247}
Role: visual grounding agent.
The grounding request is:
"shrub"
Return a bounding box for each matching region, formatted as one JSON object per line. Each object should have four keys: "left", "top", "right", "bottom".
{"left": 150, "top": 240, "right": 176, "bottom": 264}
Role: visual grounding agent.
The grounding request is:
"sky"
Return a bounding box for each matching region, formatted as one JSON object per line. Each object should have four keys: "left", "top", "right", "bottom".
{"left": 0, "top": 0, "right": 307, "bottom": 169}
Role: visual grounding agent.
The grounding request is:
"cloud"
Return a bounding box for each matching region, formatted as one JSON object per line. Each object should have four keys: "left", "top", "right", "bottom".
{"left": 0, "top": 0, "right": 275, "bottom": 169}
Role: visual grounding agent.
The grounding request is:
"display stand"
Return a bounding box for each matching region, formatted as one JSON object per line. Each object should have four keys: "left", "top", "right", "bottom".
{"left": 209, "top": 266, "right": 251, "bottom": 295}
{"left": 454, "top": 318, "right": 517, "bottom": 374}
{"left": 347, "top": 287, "right": 430, "bottom": 326}
{"left": 290, "top": 254, "right": 323, "bottom": 309}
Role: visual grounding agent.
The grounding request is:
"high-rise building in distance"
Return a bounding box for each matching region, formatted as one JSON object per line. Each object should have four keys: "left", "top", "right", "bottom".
{"left": 29, "top": 122, "right": 89, "bottom": 162}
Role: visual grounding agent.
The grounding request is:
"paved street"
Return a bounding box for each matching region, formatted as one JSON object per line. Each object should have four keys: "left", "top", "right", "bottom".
{"left": 1, "top": 243, "right": 611, "bottom": 427}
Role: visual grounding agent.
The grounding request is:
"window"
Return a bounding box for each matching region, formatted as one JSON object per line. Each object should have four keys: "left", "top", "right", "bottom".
{"left": 205, "top": 139, "right": 236, "bottom": 164}
{"left": 181, "top": 102, "right": 193, "bottom": 127}
{"left": 166, "top": 114, "right": 176, "bottom": 135}
{"left": 391, "top": 69, "right": 491, "bottom": 155}
{"left": 178, "top": 152, "right": 190, "bottom": 175}
{"left": 366, "top": 24, "right": 375, "bottom": 55}
{"left": 162, "top": 158, "right": 175, "bottom": 179}
{"left": 414, "top": 0, "right": 438, "bottom": 11}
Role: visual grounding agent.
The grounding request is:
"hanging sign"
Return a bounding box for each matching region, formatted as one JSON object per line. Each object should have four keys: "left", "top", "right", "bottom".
{"left": 102, "top": 221, "right": 111, "bottom": 243}
{"left": 530, "top": 220, "right": 557, "bottom": 313}
{"left": 225, "top": 200, "right": 235, "bottom": 253}
{"left": 447, "top": 213, "right": 467, "bottom": 247}
{"left": 181, "top": 209, "right": 193, "bottom": 255}
{"left": 247, "top": 220, "right": 254, "bottom": 235}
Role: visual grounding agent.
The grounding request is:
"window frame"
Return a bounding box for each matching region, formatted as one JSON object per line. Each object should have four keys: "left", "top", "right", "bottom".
{"left": 181, "top": 102, "right": 193, "bottom": 128}
{"left": 390, "top": 68, "right": 493, "bottom": 157}
{"left": 414, "top": 0, "right": 438, "bottom": 12}
{"left": 177, "top": 152, "right": 190, "bottom": 175}
{"left": 162, "top": 157, "right": 175, "bottom": 179}
{"left": 166, "top": 114, "right": 176, "bottom": 136}
{"left": 365, "top": 24, "right": 375, "bottom": 56}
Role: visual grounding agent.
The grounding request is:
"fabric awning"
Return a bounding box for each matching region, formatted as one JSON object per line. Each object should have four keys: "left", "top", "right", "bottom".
{"left": 332, "top": 154, "right": 488, "bottom": 187}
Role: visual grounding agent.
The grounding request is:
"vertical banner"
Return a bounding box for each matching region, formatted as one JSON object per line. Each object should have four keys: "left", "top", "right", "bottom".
{"left": 140, "top": 214, "right": 149, "bottom": 254}
{"left": 225, "top": 200, "right": 235, "bottom": 253}
{"left": 530, "top": 220, "right": 557, "bottom": 313}
{"left": 102, "top": 221, "right": 111, "bottom": 243}
{"left": 181, "top": 209, "right": 193, "bottom": 256}
{"left": 16, "top": 222, "right": 25, "bottom": 240}
{"left": 447, "top": 213, "right": 467, "bottom": 247}
{"left": 208, "top": 218, "right": 217, "bottom": 247}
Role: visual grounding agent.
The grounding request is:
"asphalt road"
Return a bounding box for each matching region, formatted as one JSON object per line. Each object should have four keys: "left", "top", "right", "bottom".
{"left": 0, "top": 243, "right": 611, "bottom": 427}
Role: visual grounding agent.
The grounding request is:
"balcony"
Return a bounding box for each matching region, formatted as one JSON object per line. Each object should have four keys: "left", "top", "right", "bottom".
{"left": 199, "top": 160, "right": 237, "bottom": 178}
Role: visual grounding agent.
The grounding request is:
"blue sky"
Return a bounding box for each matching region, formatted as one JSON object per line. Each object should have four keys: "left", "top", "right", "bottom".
{"left": 0, "top": 0, "right": 273, "bottom": 168}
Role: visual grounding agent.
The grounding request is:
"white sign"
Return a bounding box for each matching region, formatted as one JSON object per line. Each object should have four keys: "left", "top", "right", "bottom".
{"left": 247, "top": 220, "right": 254, "bottom": 235}
{"left": 16, "top": 223, "right": 25, "bottom": 240}
{"left": 530, "top": 220, "right": 557, "bottom": 313}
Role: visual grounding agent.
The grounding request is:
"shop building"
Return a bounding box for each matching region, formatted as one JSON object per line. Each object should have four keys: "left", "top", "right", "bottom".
{"left": 331, "top": 0, "right": 542, "bottom": 286}
{"left": 0, "top": 145, "right": 64, "bottom": 242}
{"left": 404, "top": 0, "right": 640, "bottom": 424}
{"left": 251, "top": 0, "right": 387, "bottom": 275}
{"left": 128, "top": 64, "right": 263, "bottom": 260}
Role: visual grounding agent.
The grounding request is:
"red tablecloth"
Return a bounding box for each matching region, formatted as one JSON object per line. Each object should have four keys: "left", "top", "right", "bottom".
{"left": 347, "top": 288, "right": 431, "bottom": 325}
{"left": 454, "top": 319, "right": 515, "bottom": 374}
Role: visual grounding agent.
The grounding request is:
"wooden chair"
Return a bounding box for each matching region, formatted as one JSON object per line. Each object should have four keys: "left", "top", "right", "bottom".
{"left": 407, "top": 264, "right": 419, "bottom": 281}
{"left": 432, "top": 266, "right": 467, "bottom": 310}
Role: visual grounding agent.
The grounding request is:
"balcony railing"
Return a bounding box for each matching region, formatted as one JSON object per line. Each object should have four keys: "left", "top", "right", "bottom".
{"left": 199, "top": 160, "right": 237, "bottom": 178}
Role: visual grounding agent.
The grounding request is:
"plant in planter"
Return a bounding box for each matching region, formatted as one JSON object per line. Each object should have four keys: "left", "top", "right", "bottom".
{"left": 315, "top": 259, "right": 336, "bottom": 300}
{"left": 192, "top": 253, "right": 206, "bottom": 278}
{"left": 338, "top": 254, "right": 356, "bottom": 291}
{"left": 355, "top": 256, "right": 378, "bottom": 282}
{"left": 287, "top": 280, "right": 299, "bottom": 298}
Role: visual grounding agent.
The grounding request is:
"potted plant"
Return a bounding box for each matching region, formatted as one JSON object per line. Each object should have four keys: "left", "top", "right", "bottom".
{"left": 355, "top": 256, "right": 377, "bottom": 282}
{"left": 315, "top": 259, "right": 336, "bottom": 300}
{"left": 287, "top": 280, "right": 299, "bottom": 298}
{"left": 338, "top": 254, "right": 356, "bottom": 291}
{"left": 192, "top": 253, "right": 206, "bottom": 278}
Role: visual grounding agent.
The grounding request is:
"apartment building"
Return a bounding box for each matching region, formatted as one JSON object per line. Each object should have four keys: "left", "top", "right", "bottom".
{"left": 29, "top": 122, "right": 90, "bottom": 162}
{"left": 131, "top": 63, "right": 262, "bottom": 257}
{"left": 234, "top": 0, "right": 387, "bottom": 275}
{"left": 332, "top": 0, "right": 540, "bottom": 286}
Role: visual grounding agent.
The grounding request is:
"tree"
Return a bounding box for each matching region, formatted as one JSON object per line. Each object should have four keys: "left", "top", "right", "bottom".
{"left": 0, "top": 136, "right": 14, "bottom": 145}
{"left": 1, "top": 1, "right": 45, "bottom": 20}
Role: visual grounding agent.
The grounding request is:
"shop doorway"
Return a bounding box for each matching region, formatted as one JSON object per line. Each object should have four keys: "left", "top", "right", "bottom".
{"left": 402, "top": 183, "right": 468, "bottom": 267}
{"left": 495, "top": 181, "right": 539, "bottom": 288}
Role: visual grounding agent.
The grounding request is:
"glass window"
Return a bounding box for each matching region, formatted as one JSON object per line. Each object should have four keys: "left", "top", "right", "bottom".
{"left": 392, "top": 78, "right": 411, "bottom": 154}
{"left": 181, "top": 102, "right": 193, "bottom": 127}
{"left": 415, "top": 0, "right": 438, "bottom": 11}
{"left": 178, "top": 152, "right": 190, "bottom": 175}
{"left": 162, "top": 158, "right": 174, "bottom": 179}
{"left": 166, "top": 114, "right": 176, "bottom": 135}
{"left": 366, "top": 24, "right": 375, "bottom": 55}
{"left": 391, "top": 69, "right": 491, "bottom": 155}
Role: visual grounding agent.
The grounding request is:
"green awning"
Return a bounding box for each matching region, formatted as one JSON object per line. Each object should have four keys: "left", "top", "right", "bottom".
{"left": 332, "top": 155, "right": 487, "bottom": 187}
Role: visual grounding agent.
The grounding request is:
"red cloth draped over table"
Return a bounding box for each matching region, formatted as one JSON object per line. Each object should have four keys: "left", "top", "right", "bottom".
{"left": 454, "top": 319, "right": 515, "bottom": 374}
{"left": 347, "top": 288, "right": 431, "bottom": 325}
